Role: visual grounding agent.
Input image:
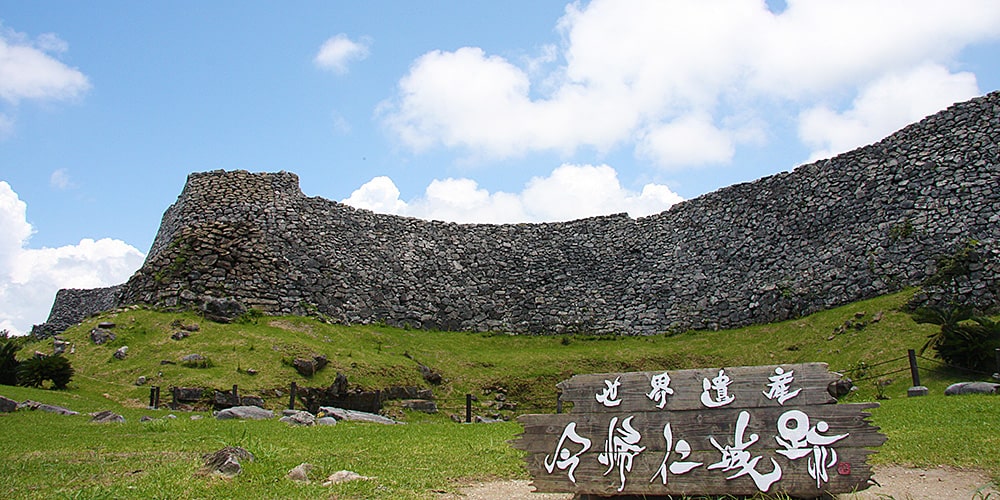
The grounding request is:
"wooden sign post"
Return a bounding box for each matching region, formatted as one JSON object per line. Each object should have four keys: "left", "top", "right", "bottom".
{"left": 514, "top": 363, "right": 885, "bottom": 498}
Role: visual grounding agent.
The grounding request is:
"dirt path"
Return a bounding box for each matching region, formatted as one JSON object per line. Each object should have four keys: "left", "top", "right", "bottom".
{"left": 447, "top": 465, "right": 998, "bottom": 499}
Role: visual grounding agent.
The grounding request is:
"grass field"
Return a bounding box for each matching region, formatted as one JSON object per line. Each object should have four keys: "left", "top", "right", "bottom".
{"left": 1, "top": 290, "right": 998, "bottom": 498}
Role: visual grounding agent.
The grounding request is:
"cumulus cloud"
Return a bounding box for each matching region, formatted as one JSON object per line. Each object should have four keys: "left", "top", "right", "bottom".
{"left": 380, "top": 0, "right": 1000, "bottom": 169}
{"left": 0, "top": 27, "right": 89, "bottom": 103}
{"left": 0, "top": 182, "right": 145, "bottom": 336}
{"left": 314, "top": 34, "right": 371, "bottom": 74}
{"left": 342, "top": 163, "right": 683, "bottom": 224}
{"left": 798, "top": 63, "right": 981, "bottom": 161}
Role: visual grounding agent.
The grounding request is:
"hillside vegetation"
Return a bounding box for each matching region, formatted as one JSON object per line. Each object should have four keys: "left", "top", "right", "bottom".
{"left": 2, "top": 290, "right": 999, "bottom": 498}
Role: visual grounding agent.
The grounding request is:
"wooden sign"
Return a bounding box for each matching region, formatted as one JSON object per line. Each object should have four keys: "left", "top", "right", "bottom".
{"left": 514, "top": 363, "right": 885, "bottom": 498}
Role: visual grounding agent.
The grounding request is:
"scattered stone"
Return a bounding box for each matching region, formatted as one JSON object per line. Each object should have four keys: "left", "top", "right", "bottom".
{"left": 0, "top": 395, "right": 17, "bottom": 413}
{"left": 474, "top": 416, "right": 502, "bottom": 423}
{"left": 113, "top": 345, "right": 129, "bottom": 360}
{"left": 160, "top": 360, "right": 176, "bottom": 365}
{"left": 165, "top": 414, "right": 177, "bottom": 419}
{"left": 53, "top": 340, "right": 70, "bottom": 355}
{"left": 89, "top": 328, "right": 116, "bottom": 345}
{"left": 318, "top": 406, "right": 402, "bottom": 425}
{"left": 279, "top": 410, "right": 316, "bottom": 426}
{"left": 287, "top": 463, "right": 313, "bottom": 482}
{"left": 140, "top": 416, "right": 154, "bottom": 422}
{"left": 181, "top": 353, "right": 205, "bottom": 362}
{"left": 316, "top": 416, "right": 338, "bottom": 426}
{"left": 170, "top": 331, "right": 189, "bottom": 341}
{"left": 246, "top": 368, "right": 258, "bottom": 375}
{"left": 97, "top": 322, "right": 116, "bottom": 329}
{"left": 419, "top": 363, "right": 442, "bottom": 385}
{"left": 293, "top": 355, "right": 328, "bottom": 376}
{"left": 19, "top": 400, "right": 79, "bottom": 415}
{"left": 872, "top": 311, "right": 884, "bottom": 323}
{"left": 828, "top": 377, "right": 855, "bottom": 398}
{"left": 944, "top": 382, "right": 1000, "bottom": 396}
{"left": 201, "top": 446, "right": 253, "bottom": 477}
{"left": 322, "top": 470, "right": 373, "bottom": 486}
{"left": 215, "top": 406, "right": 274, "bottom": 420}
{"left": 90, "top": 410, "right": 125, "bottom": 423}
{"left": 191, "top": 414, "right": 203, "bottom": 420}
{"left": 135, "top": 376, "right": 147, "bottom": 386}
{"left": 200, "top": 297, "right": 246, "bottom": 323}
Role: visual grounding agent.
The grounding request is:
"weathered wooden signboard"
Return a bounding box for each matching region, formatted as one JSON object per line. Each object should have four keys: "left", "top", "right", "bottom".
{"left": 514, "top": 363, "right": 885, "bottom": 498}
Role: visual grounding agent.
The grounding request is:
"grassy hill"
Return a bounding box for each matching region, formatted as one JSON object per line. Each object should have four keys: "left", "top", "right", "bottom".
{"left": 2, "top": 289, "right": 998, "bottom": 498}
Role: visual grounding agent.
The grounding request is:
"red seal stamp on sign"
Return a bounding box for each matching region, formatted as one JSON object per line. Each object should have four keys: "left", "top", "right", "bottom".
{"left": 837, "top": 462, "right": 851, "bottom": 475}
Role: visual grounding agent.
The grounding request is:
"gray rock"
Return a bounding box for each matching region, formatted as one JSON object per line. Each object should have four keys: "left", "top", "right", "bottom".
{"left": 113, "top": 345, "right": 129, "bottom": 360}
{"left": 215, "top": 406, "right": 274, "bottom": 420}
{"left": 97, "top": 322, "right": 116, "bottom": 329}
{"left": 135, "top": 376, "right": 147, "bottom": 386}
{"left": 53, "top": 340, "right": 70, "bottom": 355}
{"left": 140, "top": 416, "right": 154, "bottom": 422}
{"left": 316, "top": 416, "right": 338, "bottom": 426}
{"left": 170, "top": 331, "right": 189, "bottom": 341}
{"left": 200, "top": 297, "right": 246, "bottom": 323}
{"left": 401, "top": 399, "right": 438, "bottom": 413}
{"left": 321, "top": 470, "right": 373, "bottom": 486}
{"left": 180, "top": 353, "right": 204, "bottom": 362}
{"left": 318, "top": 406, "right": 402, "bottom": 425}
{"left": 0, "top": 395, "right": 17, "bottom": 413}
{"left": 287, "top": 463, "right": 313, "bottom": 482}
{"left": 90, "top": 410, "right": 125, "bottom": 423}
{"left": 279, "top": 410, "right": 315, "bottom": 426}
{"left": 293, "top": 355, "right": 328, "bottom": 376}
{"left": 201, "top": 446, "right": 253, "bottom": 477}
{"left": 19, "top": 400, "right": 78, "bottom": 415}
{"left": 944, "top": 381, "right": 1000, "bottom": 395}
{"left": 89, "top": 328, "right": 115, "bottom": 345}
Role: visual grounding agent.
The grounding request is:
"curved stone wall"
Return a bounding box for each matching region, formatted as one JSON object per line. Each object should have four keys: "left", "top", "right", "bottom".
{"left": 41, "top": 92, "right": 1000, "bottom": 336}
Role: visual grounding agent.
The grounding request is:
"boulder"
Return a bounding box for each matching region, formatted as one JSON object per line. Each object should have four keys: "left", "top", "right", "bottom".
{"left": 113, "top": 346, "right": 129, "bottom": 360}
{"left": 419, "top": 363, "right": 442, "bottom": 385}
{"left": 90, "top": 410, "right": 125, "bottom": 423}
{"left": 318, "top": 406, "right": 401, "bottom": 425}
{"left": 944, "top": 381, "right": 1000, "bottom": 395}
{"left": 279, "top": 410, "right": 316, "bottom": 426}
{"left": 0, "top": 395, "right": 17, "bottom": 413}
{"left": 322, "top": 470, "right": 373, "bottom": 486}
{"left": 401, "top": 399, "right": 438, "bottom": 413}
{"left": 170, "top": 331, "right": 189, "bottom": 341}
{"left": 135, "top": 376, "right": 147, "bottom": 386}
{"left": 53, "top": 340, "right": 70, "bottom": 355}
{"left": 200, "top": 297, "right": 246, "bottom": 323}
{"left": 316, "top": 416, "right": 338, "bottom": 426}
{"left": 287, "top": 463, "right": 313, "bottom": 482}
{"left": 89, "top": 328, "right": 115, "bottom": 345}
{"left": 215, "top": 406, "right": 274, "bottom": 420}
{"left": 293, "top": 355, "right": 329, "bottom": 376}
{"left": 97, "top": 322, "right": 116, "bottom": 329}
{"left": 19, "top": 400, "right": 78, "bottom": 415}
{"left": 201, "top": 446, "right": 253, "bottom": 476}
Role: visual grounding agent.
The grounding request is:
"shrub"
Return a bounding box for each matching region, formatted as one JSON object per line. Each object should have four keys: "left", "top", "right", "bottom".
{"left": 17, "top": 355, "right": 74, "bottom": 389}
{"left": 0, "top": 341, "right": 19, "bottom": 386}
{"left": 913, "top": 306, "right": 1000, "bottom": 374}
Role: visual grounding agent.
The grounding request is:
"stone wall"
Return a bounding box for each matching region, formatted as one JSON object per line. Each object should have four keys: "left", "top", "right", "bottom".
{"left": 32, "top": 285, "right": 123, "bottom": 338}
{"left": 42, "top": 92, "right": 1000, "bottom": 335}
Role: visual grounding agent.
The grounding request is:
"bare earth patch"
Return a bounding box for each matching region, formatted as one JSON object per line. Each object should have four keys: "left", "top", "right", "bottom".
{"left": 446, "top": 466, "right": 997, "bottom": 499}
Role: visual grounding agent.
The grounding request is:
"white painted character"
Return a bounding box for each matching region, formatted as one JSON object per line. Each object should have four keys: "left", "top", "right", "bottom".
{"left": 598, "top": 415, "right": 646, "bottom": 492}
{"left": 650, "top": 422, "right": 703, "bottom": 485}
{"left": 596, "top": 376, "right": 623, "bottom": 407}
{"left": 775, "top": 410, "right": 849, "bottom": 488}
{"left": 763, "top": 366, "right": 801, "bottom": 405}
{"left": 544, "top": 421, "right": 592, "bottom": 484}
{"left": 701, "top": 368, "right": 736, "bottom": 407}
{"left": 708, "top": 410, "right": 782, "bottom": 492}
{"left": 647, "top": 371, "right": 675, "bottom": 409}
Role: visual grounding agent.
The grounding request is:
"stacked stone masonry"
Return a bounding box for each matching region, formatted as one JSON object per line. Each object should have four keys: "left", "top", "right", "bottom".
{"left": 39, "top": 92, "right": 1000, "bottom": 336}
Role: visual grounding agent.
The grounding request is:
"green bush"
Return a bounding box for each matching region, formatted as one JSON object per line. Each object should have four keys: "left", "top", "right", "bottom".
{"left": 0, "top": 341, "right": 19, "bottom": 386}
{"left": 16, "top": 355, "right": 74, "bottom": 389}
{"left": 913, "top": 306, "right": 1000, "bottom": 374}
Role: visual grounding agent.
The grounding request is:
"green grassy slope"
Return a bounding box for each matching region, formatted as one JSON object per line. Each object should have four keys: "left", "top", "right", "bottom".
{"left": 1, "top": 290, "right": 998, "bottom": 498}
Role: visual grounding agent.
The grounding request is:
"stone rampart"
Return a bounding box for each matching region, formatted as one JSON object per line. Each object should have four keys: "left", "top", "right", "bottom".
{"left": 41, "top": 92, "right": 1000, "bottom": 335}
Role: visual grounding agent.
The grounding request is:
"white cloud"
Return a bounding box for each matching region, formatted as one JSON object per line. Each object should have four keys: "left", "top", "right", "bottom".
{"left": 381, "top": 0, "right": 1000, "bottom": 169}
{"left": 0, "top": 28, "right": 89, "bottom": 103}
{"left": 49, "top": 168, "right": 73, "bottom": 190}
{"left": 314, "top": 34, "right": 371, "bottom": 74}
{"left": 798, "top": 64, "right": 981, "bottom": 161}
{"left": 0, "top": 182, "right": 144, "bottom": 336}
{"left": 342, "top": 163, "right": 683, "bottom": 224}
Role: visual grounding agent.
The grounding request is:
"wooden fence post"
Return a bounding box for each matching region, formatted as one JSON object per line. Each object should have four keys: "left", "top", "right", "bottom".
{"left": 995, "top": 348, "right": 1000, "bottom": 376}
{"left": 154, "top": 386, "right": 160, "bottom": 409}
{"left": 289, "top": 382, "right": 297, "bottom": 410}
{"left": 149, "top": 386, "right": 156, "bottom": 408}
{"left": 171, "top": 386, "right": 178, "bottom": 410}
{"left": 232, "top": 384, "right": 239, "bottom": 405}
{"left": 465, "top": 393, "right": 472, "bottom": 423}
{"left": 907, "top": 349, "right": 928, "bottom": 397}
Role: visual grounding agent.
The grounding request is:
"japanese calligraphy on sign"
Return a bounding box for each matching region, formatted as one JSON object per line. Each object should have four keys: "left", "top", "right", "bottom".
{"left": 515, "top": 363, "right": 886, "bottom": 498}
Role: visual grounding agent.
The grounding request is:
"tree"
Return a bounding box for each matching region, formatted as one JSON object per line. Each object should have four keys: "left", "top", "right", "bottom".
{"left": 0, "top": 341, "right": 19, "bottom": 386}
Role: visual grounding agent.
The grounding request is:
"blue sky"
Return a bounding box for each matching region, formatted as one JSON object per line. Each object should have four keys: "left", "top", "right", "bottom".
{"left": 1, "top": 0, "right": 999, "bottom": 334}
